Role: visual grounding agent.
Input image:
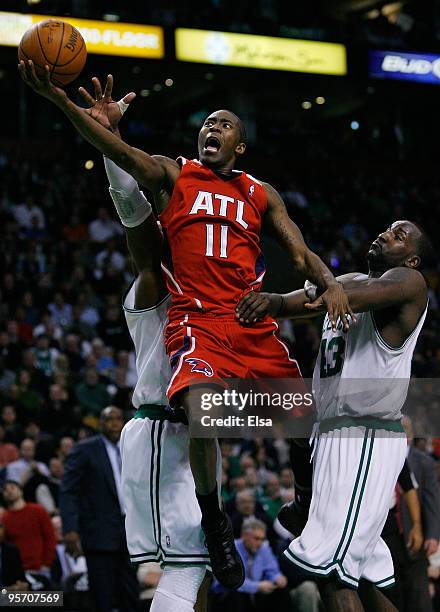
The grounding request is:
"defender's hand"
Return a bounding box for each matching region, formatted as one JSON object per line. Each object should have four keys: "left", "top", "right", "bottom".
{"left": 236, "top": 291, "right": 281, "bottom": 323}
{"left": 305, "top": 283, "right": 355, "bottom": 332}
{"left": 78, "top": 74, "right": 135, "bottom": 132}
{"left": 18, "top": 60, "right": 67, "bottom": 105}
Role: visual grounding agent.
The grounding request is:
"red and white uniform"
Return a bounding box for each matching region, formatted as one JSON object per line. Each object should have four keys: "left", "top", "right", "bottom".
{"left": 160, "top": 158, "right": 302, "bottom": 403}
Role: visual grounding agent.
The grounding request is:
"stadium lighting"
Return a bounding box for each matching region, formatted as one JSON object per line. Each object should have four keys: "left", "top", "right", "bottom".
{"left": 302, "top": 101, "right": 312, "bottom": 110}
{"left": 84, "top": 160, "right": 94, "bottom": 170}
{"left": 316, "top": 96, "right": 325, "bottom": 104}
{"left": 153, "top": 83, "right": 162, "bottom": 92}
{"left": 140, "top": 89, "right": 150, "bottom": 97}
{"left": 165, "top": 78, "right": 174, "bottom": 87}
{"left": 351, "top": 121, "right": 360, "bottom": 130}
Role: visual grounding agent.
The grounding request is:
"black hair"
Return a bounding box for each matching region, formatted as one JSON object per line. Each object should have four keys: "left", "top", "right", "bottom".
{"left": 411, "top": 222, "right": 435, "bottom": 270}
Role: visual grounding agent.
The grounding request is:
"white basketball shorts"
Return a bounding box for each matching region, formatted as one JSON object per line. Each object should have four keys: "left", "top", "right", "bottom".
{"left": 285, "top": 419, "right": 407, "bottom": 589}
{"left": 121, "top": 416, "right": 219, "bottom": 569}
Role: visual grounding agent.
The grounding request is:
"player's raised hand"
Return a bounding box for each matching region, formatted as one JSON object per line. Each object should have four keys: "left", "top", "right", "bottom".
{"left": 305, "top": 283, "right": 355, "bottom": 332}
{"left": 78, "top": 74, "right": 135, "bottom": 133}
{"left": 18, "top": 60, "right": 67, "bottom": 104}
{"left": 236, "top": 291, "right": 282, "bottom": 323}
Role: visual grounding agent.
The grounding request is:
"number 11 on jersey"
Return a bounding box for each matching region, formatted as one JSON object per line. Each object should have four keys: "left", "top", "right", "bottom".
{"left": 205, "top": 224, "right": 229, "bottom": 258}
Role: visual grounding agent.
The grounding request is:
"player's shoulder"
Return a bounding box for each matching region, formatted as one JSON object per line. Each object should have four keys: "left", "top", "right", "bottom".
{"left": 381, "top": 267, "right": 428, "bottom": 294}
{"left": 151, "top": 154, "right": 179, "bottom": 170}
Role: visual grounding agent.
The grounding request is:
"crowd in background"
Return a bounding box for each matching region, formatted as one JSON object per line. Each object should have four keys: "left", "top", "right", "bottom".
{"left": 0, "top": 135, "right": 440, "bottom": 612}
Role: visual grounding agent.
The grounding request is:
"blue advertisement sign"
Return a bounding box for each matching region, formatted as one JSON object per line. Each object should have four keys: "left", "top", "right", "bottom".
{"left": 369, "top": 49, "right": 440, "bottom": 84}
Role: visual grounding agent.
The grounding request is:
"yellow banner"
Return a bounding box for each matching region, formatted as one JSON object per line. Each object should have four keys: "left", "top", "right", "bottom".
{"left": 0, "top": 11, "right": 164, "bottom": 58}
{"left": 176, "top": 29, "right": 347, "bottom": 76}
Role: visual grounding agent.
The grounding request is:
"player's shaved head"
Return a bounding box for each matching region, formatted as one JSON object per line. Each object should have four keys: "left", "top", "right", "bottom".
{"left": 203, "top": 109, "right": 247, "bottom": 144}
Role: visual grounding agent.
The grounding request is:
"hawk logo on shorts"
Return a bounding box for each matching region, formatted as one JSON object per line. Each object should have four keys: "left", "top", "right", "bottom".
{"left": 185, "top": 357, "right": 214, "bottom": 377}
{"left": 249, "top": 184, "right": 255, "bottom": 197}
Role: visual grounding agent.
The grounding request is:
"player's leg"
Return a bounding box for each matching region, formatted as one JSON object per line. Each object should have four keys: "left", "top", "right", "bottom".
{"left": 278, "top": 438, "right": 313, "bottom": 535}
{"left": 358, "top": 580, "right": 398, "bottom": 611}
{"left": 150, "top": 566, "right": 207, "bottom": 612}
{"left": 318, "top": 580, "right": 364, "bottom": 612}
{"left": 194, "top": 571, "right": 212, "bottom": 612}
{"left": 181, "top": 387, "right": 245, "bottom": 589}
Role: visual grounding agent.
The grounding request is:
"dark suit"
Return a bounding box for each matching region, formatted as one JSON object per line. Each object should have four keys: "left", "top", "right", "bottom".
{"left": 1, "top": 542, "right": 26, "bottom": 588}
{"left": 60, "top": 435, "right": 138, "bottom": 612}
{"left": 387, "top": 446, "right": 440, "bottom": 612}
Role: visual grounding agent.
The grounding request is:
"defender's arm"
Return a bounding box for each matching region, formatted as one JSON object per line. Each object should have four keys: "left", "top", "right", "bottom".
{"left": 263, "top": 181, "right": 352, "bottom": 329}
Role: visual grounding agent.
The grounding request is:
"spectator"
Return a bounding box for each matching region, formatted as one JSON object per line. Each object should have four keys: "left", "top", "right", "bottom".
{"left": 48, "top": 293, "right": 73, "bottom": 329}
{"left": 0, "top": 355, "right": 15, "bottom": 394}
{"left": 2, "top": 480, "right": 56, "bottom": 574}
{"left": 230, "top": 489, "right": 273, "bottom": 539}
{"left": 88, "top": 208, "right": 123, "bottom": 243}
{"left": 0, "top": 424, "right": 19, "bottom": 467}
{"left": 60, "top": 406, "right": 138, "bottom": 612}
{"left": 94, "top": 240, "right": 126, "bottom": 279}
{"left": 0, "top": 517, "right": 28, "bottom": 591}
{"left": 51, "top": 515, "right": 90, "bottom": 606}
{"left": 32, "top": 335, "right": 59, "bottom": 377}
{"left": 398, "top": 416, "right": 440, "bottom": 611}
{"left": 74, "top": 368, "right": 111, "bottom": 417}
{"left": 12, "top": 195, "right": 45, "bottom": 230}
{"left": 259, "top": 474, "right": 283, "bottom": 522}
{"left": 62, "top": 214, "right": 88, "bottom": 243}
{"left": 1, "top": 405, "right": 23, "bottom": 446}
{"left": 29, "top": 457, "right": 64, "bottom": 515}
{"left": 58, "top": 436, "right": 74, "bottom": 462}
{"left": 211, "top": 518, "right": 291, "bottom": 610}
{"left": 6, "top": 438, "right": 49, "bottom": 484}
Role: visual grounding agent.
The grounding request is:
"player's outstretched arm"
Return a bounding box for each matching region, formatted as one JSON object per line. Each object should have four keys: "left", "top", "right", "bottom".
{"left": 18, "top": 61, "right": 179, "bottom": 193}
{"left": 236, "top": 269, "right": 426, "bottom": 322}
{"left": 263, "top": 182, "right": 353, "bottom": 330}
{"left": 305, "top": 267, "right": 427, "bottom": 314}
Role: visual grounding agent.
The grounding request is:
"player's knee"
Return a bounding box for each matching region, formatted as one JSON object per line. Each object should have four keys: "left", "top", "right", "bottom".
{"left": 151, "top": 566, "right": 206, "bottom": 612}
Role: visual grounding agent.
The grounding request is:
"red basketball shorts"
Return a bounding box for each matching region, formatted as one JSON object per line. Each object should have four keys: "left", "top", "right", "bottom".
{"left": 165, "top": 314, "right": 304, "bottom": 407}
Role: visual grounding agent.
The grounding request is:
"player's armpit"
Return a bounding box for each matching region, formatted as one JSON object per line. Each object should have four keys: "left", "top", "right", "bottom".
{"left": 150, "top": 155, "right": 180, "bottom": 195}
{"left": 341, "top": 267, "right": 426, "bottom": 313}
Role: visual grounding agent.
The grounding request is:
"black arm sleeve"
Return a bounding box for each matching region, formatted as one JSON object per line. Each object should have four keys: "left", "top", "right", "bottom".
{"left": 398, "top": 459, "right": 417, "bottom": 492}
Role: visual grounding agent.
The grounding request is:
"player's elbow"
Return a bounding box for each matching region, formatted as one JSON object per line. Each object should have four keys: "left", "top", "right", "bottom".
{"left": 292, "top": 250, "right": 307, "bottom": 274}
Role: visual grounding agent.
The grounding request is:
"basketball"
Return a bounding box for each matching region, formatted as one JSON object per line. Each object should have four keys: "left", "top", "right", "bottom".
{"left": 18, "top": 19, "right": 87, "bottom": 87}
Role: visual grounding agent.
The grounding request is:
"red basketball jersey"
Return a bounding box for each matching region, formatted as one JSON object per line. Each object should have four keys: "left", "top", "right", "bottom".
{"left": 160, "top": 158, "right": 267, "bottom": 319}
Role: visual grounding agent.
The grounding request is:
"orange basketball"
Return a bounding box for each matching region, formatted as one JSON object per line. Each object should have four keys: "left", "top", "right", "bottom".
{"left": 18, "top": 19, "right": 87, "bottom": 87}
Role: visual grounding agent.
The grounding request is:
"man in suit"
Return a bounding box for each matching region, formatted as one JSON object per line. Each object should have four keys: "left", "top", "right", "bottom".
{"left": 60, "top": 406, "right": 139, "bottom": 612}
{"left": 395, "top": 416, "right": 440, "bottom": 611}
{"left": 0, "top": 518, "right": 28, "bottom": 590}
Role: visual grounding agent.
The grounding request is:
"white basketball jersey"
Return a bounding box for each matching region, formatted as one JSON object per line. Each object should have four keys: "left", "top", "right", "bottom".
{"left": 312, "top": 303, "right": 427, "bottom": 422}
{"left": 123, "top": 280, "right": 171, "bottom": 407}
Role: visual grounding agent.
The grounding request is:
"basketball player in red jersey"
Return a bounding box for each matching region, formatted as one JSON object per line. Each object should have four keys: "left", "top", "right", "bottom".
{"left": 19, "top": 64, "right": 353, "bottom": 590}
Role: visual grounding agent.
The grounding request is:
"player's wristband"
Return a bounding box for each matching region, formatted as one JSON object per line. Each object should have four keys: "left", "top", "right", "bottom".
{"left": 108, "top": 186, "right": 152, "bottom": 228}
{"left": 304, "top": 280, "right": 318, "bottom": 301}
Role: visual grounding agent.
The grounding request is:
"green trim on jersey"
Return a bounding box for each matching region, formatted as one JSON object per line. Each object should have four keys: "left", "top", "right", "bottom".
{"left": 319, "top": 415, "right": 404, "bottom": 434}
{"left": 135, "top": 404, "right": 188, "bottom": 424}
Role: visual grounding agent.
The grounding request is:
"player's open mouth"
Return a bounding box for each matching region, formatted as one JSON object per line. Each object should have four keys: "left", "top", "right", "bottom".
{"left": 370, "top": 241, "right": 381, "bottom": 251}
{"left": 204, "top": 136, "right": 221, "bottom": 153}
